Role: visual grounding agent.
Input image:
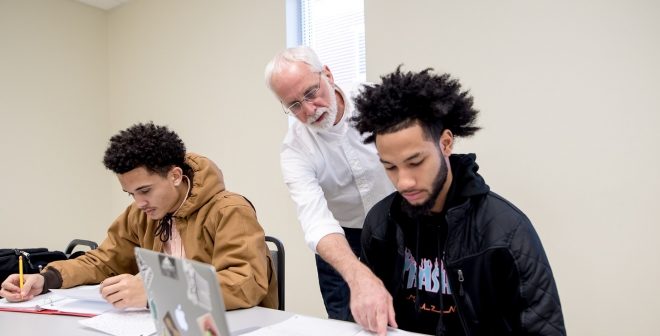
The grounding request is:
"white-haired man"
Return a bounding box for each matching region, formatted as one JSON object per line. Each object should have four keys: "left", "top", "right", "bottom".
{"left": 265, "top": 47, "right": 396, "bottom": 335}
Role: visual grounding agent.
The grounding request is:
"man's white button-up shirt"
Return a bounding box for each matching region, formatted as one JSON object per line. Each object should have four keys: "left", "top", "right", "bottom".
{"left": 280, "top": 88, "right": 395, "bottom": 252}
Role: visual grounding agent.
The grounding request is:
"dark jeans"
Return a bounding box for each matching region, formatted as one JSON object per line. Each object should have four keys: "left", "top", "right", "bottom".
{"left": 315, "top": 227, "right": 362, "bottom": 321}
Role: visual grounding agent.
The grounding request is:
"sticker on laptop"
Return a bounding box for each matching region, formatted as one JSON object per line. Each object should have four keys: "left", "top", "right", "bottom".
{"left": 197, "top": 312, "right": 222, "bottom": 336}
{"left": 158, "top": 255, "right": 179, "bottom": 280}
{"left": 163, "top": 310, "right": 183, "bottom": 336}
{"left": 182, "top": 260, "right": 212, "bottom": 311}
{"left": 148, "top": 296, "right": 158, "bottom": 321}
{"left": 136, "top": 252, "right": 154, "bottom": 289}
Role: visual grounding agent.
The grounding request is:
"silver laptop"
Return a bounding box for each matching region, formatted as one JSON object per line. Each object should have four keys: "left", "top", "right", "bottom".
{"left": 135, "top": 247, "right": 234, "bottom": 336}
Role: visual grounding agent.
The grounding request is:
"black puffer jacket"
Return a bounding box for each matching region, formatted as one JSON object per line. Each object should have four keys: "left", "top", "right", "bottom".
{"left": 361, "top": 154, "right": 565, "bottom": 335}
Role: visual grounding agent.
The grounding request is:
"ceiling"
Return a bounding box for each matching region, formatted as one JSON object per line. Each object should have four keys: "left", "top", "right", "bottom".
{"left": 76, "top": 0, "right": 129, "bottom": 10}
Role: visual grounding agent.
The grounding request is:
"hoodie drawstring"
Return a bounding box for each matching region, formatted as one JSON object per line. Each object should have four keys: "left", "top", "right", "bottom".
{"left": 154, "top": 175, "right": 192, "bottom": 243}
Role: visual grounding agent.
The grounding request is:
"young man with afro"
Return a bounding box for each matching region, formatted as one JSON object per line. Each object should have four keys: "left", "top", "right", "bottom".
{"left": 0, "top": 122, "right": 278, "bottom": 310}
{"left": 352, "top": 67, "right": 565, "bottom": 335}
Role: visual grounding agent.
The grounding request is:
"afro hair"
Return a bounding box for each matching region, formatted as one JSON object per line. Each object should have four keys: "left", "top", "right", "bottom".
{"left": 103, "top": 122, "right": 188, "bottom": 176}
{"left": 352, "top": 66, "right": 480, "bottom": 144}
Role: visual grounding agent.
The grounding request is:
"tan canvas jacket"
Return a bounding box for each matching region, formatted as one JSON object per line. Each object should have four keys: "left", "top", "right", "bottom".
{"left": 46, "top": 153, "right": 278, "bottom": 310}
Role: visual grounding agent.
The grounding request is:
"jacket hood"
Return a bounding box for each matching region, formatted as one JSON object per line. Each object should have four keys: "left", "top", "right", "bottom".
{"left": 175, "top": 153, "right": 226, "bottom": 218}
{"left": 448, "top": 153, "right": 489, "bottom": 199}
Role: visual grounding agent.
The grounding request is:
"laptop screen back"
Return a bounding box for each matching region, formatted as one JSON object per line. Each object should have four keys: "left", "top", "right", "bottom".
{"left": 135, "top": 247, "right": 230, "bottom": 336}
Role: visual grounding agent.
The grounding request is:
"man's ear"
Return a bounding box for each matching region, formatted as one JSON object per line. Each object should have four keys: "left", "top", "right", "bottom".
{"left": 439, "top": 129, "right": 454, "bottom": 156}
{"left": 169, "top": 166, "right": 183, "bottom": 186}
{"left": 322, "top": 65, "right": 335, "bottom": 86}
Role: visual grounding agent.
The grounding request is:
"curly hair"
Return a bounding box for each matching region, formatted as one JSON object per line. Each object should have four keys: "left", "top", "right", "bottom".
{"left": 352, "top": 66, "right": 480, "bottom": 144}
{"left": 103, "top": 122, "right": 190, "bottom": 177}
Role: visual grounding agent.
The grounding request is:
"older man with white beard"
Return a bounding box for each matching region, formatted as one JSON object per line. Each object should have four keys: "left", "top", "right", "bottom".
{"left": 265, "top": 47, "right": 396, "bottom": 335}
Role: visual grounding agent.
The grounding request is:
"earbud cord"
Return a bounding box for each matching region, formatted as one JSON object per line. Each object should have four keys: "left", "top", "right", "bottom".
{"left": 172, "top": 175, "right": 191, "bottom": 259}
{"left": 172, "top": 175, "right": 192, "bottom": 216}
{"left": 155, "top": 175, "right": 191, "bottom": 243}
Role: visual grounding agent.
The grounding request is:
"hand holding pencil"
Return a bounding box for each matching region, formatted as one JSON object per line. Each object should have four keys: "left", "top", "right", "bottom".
{"left": 0, "top": 272, "right": 45, "bottom": 302}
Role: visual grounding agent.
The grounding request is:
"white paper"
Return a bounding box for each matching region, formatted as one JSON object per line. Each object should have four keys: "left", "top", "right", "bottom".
{"left": 355, "top": 327, "right": 426, "bottom": 335}
{"left": 79, "top": 310, "right": 156, "bottom": 336}
{"left": 50, "top": 284, "right": 105, "bottom": 302}
{"left": 241, "top": 315, "right": 426, "bottom": 336}
{"left": 0, "top": 287, "right": 113, "bottom": 315}
{"left": 241, "top": 314, "right": 362, "bottom": 336}
{"left": 0, "top": 292, "right": 65, "bottom": 309}
{"left": 40, "top": 297, "right": 114, "bottom": 315}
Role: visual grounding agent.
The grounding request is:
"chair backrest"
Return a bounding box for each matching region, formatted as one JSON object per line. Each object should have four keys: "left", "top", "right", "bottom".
{"left": 265, "top": 235, "right": 285, "bottom": 311}
{"left": 64, "top": 239, "right": 98, "bottom": 259}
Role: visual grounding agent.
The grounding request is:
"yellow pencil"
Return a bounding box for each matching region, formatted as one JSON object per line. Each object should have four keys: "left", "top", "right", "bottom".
{"left": 19, "top": 255, "right": 24, "bottom": 298}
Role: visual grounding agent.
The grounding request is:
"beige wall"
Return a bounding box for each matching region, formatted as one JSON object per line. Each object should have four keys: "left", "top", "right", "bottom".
{"left": 365, "top": 0, "right": 660, "bottom": 334}
{"left": 106, "top": 0, "right": 324, "bottom": 318}
{"left": 0, "top": 0, "right": 111, "bottom": 247}
{"left": 0, "top": 0, "right": 324, "bottom": 318}
{"left": 2, "top": 0, "right": 658, "bottom": 332}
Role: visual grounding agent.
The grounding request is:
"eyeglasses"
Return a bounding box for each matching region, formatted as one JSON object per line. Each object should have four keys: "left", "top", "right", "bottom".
{"left": 282, "top": 72, "right": 323, "bottom": 115}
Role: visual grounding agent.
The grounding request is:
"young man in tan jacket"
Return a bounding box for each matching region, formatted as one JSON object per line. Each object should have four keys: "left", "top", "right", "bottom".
{"left": 0, "top": 122, "right": 277, "bottom": 310}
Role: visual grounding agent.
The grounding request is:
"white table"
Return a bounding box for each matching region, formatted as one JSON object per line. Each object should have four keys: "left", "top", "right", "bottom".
{"left": 0, "top": 306, "right": 293, "bottom": 336}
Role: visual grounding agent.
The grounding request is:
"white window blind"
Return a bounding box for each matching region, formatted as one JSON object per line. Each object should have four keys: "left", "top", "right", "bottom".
{"left": 300, "top": 0, "right": 366, "bottom": 92}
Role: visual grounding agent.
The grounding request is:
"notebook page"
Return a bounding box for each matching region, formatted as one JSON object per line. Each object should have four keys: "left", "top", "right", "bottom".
{"left": 79, "top": 310, "right": 156, "bottom": 336}
{"left": 40, "top": 297, "right": 114, "bottom": 315}
{"left": 241, "top": 314, "right": 428, "bottom": 336}
{"left": 0, "top": 292, "right": 65, "bottom": 310}
{"left": 50, "top": 284, "right": 105, "bottom": 302}
{"left": 241, "top": 314, "right": 362, "bottom": 336}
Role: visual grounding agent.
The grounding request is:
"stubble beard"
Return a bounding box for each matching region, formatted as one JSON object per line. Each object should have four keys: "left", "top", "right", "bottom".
{"left": 401, "top": 156, "right": 449, "bottom": 218}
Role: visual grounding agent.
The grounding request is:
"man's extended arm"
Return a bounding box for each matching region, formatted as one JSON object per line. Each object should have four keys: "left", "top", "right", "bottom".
{"left": 316, "top": 233, "right": 396, "bottom": 335}
{"left": 281, "top": 139, "right": 396, "bottom": 334}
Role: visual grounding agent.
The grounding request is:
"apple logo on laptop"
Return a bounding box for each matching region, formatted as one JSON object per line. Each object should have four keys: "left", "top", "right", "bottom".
{"left": 174, "top": 304, "right": 189, "bottom": 331}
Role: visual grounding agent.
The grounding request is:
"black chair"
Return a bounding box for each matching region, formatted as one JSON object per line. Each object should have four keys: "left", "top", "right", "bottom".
{"left": 65, "top": 239, "right": 98, "bottom": 259}
{"left": 265, "top": 236, "right": 285, "bottom": 311}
